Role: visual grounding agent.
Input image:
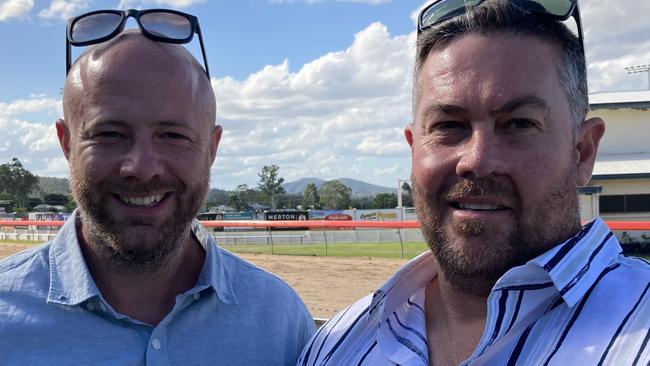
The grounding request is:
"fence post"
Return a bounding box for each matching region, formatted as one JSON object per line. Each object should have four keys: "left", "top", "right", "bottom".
{"left": 397, "top": 228, "right": 404, "bottom": 259}
{"left": 269, "top": 227, "right": 274, "bottom": 255}
{"left": 323, "top": 227, "right": 328, "bottom": 256}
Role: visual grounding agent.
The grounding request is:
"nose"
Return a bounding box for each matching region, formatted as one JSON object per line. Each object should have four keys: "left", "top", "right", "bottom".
{"left": 119, "top": 137, "right": 164, "bottom": 182}
{"left": 455, "top": 129, "right": 506, "bottom": 179}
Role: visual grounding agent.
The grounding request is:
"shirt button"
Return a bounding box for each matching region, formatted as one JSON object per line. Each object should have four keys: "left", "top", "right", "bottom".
{"left": 86, "top": 303, "right": 95, "bottom": 311}
{"left": 152, "top": 339, "right": 161, "bottom": 350}
{"left": 193, "top": 293, "right": 201, "bottom": 300}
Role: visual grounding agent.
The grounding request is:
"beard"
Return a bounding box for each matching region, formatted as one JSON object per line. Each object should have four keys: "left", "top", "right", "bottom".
{"left": 70, "top": 166, "right": 209, "bottom": 273}
{"left": 413, "top": 169, "right": 581, "bottom": 296}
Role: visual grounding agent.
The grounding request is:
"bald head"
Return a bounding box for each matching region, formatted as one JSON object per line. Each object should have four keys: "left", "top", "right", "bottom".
{"left": 63, "top": 31, "right": 216, "bottom": 130}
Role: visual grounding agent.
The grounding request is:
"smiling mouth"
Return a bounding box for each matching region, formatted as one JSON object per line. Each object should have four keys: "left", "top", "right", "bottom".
{"left": 117, "top": 194, "right": 166, "bottom": 207}
{"left": 451, "top": 202, "right": 507, "bottom": 211}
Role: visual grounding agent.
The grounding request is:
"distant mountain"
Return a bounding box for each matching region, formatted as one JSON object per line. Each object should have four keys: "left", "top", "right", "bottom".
{"left": 282, "top": 177, "right": 394, "bottom": 197}
{"left": 38, "top": 176, "right": 70, "bottom": 195}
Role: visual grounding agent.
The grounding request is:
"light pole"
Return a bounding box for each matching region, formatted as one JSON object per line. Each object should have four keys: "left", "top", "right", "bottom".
{"left": 624, "top": 64, "right": 650, "bottom": 90}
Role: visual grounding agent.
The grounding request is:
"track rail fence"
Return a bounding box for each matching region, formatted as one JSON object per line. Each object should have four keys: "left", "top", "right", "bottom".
{"left": 2, "top": 220, "right": 649, "bottom": 258}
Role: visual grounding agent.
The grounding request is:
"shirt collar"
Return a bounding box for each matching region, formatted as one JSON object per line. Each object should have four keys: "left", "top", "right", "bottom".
{"left": 191, "top": 219, "right": 237, "bottom": 305}
{"left": 47, "top": 210, "right": 100, "bottom": 306}
{"left": 47, "top": 212, "right": 237, "bottom": 306}
{"left": 525, "top": 217, "right": 622, "bottom": 307}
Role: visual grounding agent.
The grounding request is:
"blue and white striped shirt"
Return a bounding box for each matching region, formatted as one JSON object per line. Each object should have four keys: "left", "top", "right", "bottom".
{"left": 298, "top": 218, "right": 650, "bottom": 365}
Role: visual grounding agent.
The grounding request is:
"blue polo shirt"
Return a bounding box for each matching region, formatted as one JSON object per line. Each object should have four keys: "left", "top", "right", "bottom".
{"left": 0, "top": 214, "right": 315, "bottom": 365}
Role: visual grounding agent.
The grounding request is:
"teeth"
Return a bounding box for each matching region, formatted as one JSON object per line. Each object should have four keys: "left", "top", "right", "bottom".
{"left": 120, "top": 194, "right": 164, "bottom": 206}
{"left": 459, "top": 203, "right": 501, "bottom": 210}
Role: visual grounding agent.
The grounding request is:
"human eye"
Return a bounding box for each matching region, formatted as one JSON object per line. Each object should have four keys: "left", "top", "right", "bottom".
{"left": 96, "top": 131, "right": 123, "bottom": 138}
{"left": 161, "top": 131, "right": 189, "bottom": 140}
{"left": 505, "top": 118, "right": 537, "bottom": 129}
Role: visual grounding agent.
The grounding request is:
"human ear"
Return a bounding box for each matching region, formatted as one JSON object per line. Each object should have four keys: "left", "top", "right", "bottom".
{"left": 55, "top": 119, "right": 71, "bottom": 160}
{"left": 209, "top": 125, "right": 223, "bottom": 164}
{"left": 404, "top": 122, "right": 415, "bottom": 150}
{"left": 575, "top": 117, "right": 605, "bottom": 186}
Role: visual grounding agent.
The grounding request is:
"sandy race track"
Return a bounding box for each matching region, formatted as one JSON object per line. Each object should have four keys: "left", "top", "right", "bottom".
{"left": 1, "top": 243, "right": 409, "bottom": 318}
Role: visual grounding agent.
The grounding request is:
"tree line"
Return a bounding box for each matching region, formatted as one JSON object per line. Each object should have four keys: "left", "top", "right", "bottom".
{"left": 0, "top": 159, "right": 412, "bottom": 214}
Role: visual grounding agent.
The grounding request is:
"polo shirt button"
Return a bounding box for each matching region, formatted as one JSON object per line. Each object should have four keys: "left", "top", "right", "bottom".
{"left": 193, "top": 293, "right": 201, "bottom": 300}
{"left": 86, "top": 303, "right": 95, "bottom": 311}
{"left": 152, "top": 339, "right": 161, "bottom": 350}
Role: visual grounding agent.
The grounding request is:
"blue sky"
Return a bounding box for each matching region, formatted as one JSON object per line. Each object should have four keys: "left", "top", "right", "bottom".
{"left": 0, "top": 0, "right": 649, "bottom": 190}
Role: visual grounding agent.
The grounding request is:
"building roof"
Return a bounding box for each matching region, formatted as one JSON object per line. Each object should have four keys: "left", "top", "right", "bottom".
{"left": 589, "top": 90, "right": 650, "bottom": 110}
{"left": 592, "top": 152, "right": 650, "bottom": 179}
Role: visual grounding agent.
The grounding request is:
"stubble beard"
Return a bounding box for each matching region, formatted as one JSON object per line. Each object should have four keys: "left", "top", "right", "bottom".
{"left": 70, "top": 166, "right": 209, "bottom": 273}
{"left": 413, "top": 170, "right": 581, "bottom": 296}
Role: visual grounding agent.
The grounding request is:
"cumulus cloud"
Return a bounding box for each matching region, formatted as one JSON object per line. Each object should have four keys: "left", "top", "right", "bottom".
{"left": 4, "top": 0, "right": 648, "bottom": 189}
{"left": 0, "top": 0, "right": 33, "bottom": 21}
{"left": 583, "top": 0, "right": 650, "bottom": 92}
{"left": 38, "top": 0, "right": 88, "bottom": 21}
{"left": 209, "top": 22, "right": 415, "bottom": 188}
{"left": 270, "top": 0, "right": 390, "bottom": 4}
{"left": 118, "top": 0, "right": 206, "bottom": 9}
{"left": 0, "top": 96, "right": 61, "bottom": 117}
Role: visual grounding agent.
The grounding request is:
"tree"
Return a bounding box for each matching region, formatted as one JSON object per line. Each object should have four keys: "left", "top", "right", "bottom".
{"left": 43, "top": 193, "right": 69, "bottom": 206}
{"left": 302, "top": 182, "right": 321, "bottom": 209}
{"left": 319, "top": 180, "right": 352, "bottom": 210}
{"left": 373, "top": 193, "right": 398, "bottom": 209}
{"left": 258, "top": 165, "right": 285, "bottom": 210}
{"left": 400, "top": 181, "right": 414, "bottom": 207}
{"left": 0, "top": 158, "right": 40, "bottom": 209}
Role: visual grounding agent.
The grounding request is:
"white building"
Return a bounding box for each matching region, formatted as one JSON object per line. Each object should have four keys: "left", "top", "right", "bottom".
{"left": 580, "top": 90, "right": 650, "bottom": 224}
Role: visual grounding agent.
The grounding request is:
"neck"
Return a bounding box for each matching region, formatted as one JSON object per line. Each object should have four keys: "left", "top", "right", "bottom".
{"left": 425, "top": 265, "right": 488, "bottom": 365}
{"left": 76, "top": 219, "right": 205, "bottom": 326}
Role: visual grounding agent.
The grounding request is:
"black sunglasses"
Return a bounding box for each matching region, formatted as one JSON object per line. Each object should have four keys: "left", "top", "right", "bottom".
{"left": 66, "top": 8, "right": 210, "bottom": 78}
{"left": 418, "top": 0, "right": 583, "bottom": 50}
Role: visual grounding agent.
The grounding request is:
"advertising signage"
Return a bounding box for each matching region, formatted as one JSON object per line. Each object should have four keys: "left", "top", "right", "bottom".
{"left": 265, "top": 211, "right": 308, "bottom": 231}
{"left": 265, "top": 211, "right": 308, "bottom": 221}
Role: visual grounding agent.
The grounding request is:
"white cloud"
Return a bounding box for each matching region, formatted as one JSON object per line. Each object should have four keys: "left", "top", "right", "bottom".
{"left": 0, "top": 0, "right": 33, "bottom": 21}
{"left": 118, "top": 0, "right": 206, "bottom": 9}
{"left": 582, "top": 0, "right": 650, "bottom": 92}
{"left": 270, "top": 0, "right": 390, "bottom": 4}
{"left": 38, "top": 0, "right": 88, "bottom": 21}
{"left": 208, "top": 22, "right": 414, "bottom": 188}
{"left": 0, "top": 96, "right": 61, "bottom": 117}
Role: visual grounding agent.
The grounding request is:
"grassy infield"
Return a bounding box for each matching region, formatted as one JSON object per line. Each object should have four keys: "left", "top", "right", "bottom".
{"left": 2, "top": 239, "right": 647, "bottom": 261}
{"left": 0, "top": 238, "right": 428, "bottom": 260}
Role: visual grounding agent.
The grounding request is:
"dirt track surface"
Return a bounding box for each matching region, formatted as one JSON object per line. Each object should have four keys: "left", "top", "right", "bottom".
{"left": 1, "top": 243, "right": 407, "bottom": 318}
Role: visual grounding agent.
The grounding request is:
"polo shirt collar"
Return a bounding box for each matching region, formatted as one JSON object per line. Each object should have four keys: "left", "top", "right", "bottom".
{"left": 47, "top": 212, "right": 237, "bottom": 306}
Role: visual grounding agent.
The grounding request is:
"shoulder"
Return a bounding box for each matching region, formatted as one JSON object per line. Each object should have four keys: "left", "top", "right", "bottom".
{"left": 299, "top": 292, "right": 375, "bottom": 365}
{"left": 216, "top": 247, "right": 313, "bottom": 317}
{"left": 0, "top": 243, "right": 51, "bottom": 285}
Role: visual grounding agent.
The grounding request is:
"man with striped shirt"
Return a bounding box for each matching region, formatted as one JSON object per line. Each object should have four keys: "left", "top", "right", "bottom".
{"left": 299, "top": 1, "right": 649, "bottom": 365}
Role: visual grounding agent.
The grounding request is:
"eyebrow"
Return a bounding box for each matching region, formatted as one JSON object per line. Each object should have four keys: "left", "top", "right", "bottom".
{"left": 491, "top": 96, "right": 550, "bottom": 116}
{"left": 422, "top": 95, "right": 551, "bottom": 119}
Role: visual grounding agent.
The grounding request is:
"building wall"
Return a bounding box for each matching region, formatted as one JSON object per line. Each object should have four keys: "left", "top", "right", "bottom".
{"left": 589, "top": 108, "right": 649, "bottom": 155}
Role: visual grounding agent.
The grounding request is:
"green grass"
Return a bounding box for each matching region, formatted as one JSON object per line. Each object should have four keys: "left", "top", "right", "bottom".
{"left": 0, "top": 239, "right": 41, "bottom": 245}
{"left": 221, "top": 241, "right": 429, "bottom": 260}
{"left": 3, "top": 238, "right": 649, "bottom": 262}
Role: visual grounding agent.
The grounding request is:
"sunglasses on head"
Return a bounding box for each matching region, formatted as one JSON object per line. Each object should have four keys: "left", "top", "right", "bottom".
{"left": 417, "top": 0, "right": 583, "bottom": 49}
{"left": 65, "top": 8, "right": 210, "bottom": 78}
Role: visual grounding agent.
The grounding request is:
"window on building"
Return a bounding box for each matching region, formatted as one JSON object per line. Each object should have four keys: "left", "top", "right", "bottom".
{"left": 600, "top": 194, "right": 650, "bottom": 213}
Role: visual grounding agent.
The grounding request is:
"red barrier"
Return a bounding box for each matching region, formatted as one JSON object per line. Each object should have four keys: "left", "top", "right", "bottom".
{"left": 1, "top": 220, "right": 649, "bottom": 230}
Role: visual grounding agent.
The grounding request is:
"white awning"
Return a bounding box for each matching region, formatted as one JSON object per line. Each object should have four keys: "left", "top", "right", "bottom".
{"left": 593, "top": 152, "right": 650, "bottom": 177}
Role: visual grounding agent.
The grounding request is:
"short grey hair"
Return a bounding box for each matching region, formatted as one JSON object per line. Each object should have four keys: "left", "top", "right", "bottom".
{"left": 413, "top": 0, "right": 588, "bottom": 133}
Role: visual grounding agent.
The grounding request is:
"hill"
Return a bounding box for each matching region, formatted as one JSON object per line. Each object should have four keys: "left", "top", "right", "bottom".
{"left": 282, "top": 177, "right": 394, "bottom": 197}
{"left": 38, "top": 176, "right": 70, "bottom": 195}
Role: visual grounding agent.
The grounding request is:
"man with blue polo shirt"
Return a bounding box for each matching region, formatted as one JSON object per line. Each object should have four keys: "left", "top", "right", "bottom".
{"left": 299, "top": 1, "right": 649, "bottom": 365}
{"left": 0, "top": 9, "right": 314, "bottom": 365}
